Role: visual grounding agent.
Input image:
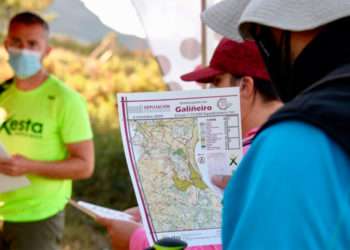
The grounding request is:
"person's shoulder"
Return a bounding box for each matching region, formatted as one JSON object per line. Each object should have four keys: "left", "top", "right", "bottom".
{"left": 249, "top": 120, "right": 349, "bottom": 174}
{"left": 224, "top": 120, "right": 350, "bottom": 250}
{"left": 261, "top": 120, "right": 324, "bottom": 139}
{"left": 256, "top": 120, "right": 336, "bottom": 151}
{"left": 46, "top": 74, "right": 84, "bottom": 102}
{"left": 0, "top": 78, "right": 15, "bottom": 96}
{"left": 234, "top": 120, "right": 350, "bottom": 205}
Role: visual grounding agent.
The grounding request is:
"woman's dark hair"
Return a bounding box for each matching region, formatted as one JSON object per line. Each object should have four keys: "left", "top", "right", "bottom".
{"left": 253, "top": 77, "right": 280, "bottom": 102}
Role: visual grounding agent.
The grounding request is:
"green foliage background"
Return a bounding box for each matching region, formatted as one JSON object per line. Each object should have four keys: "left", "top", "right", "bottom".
{"left": 0, "top": 41, "right": 167, "bottom": 212}
{"left": 52, "top": 45, "right": 167, "bottom": 209}
{"left": 0, "top": 3, "right": 168, "bottom": 248}
{"left": 0, "top": 26, "right": 167, "bottom": 250}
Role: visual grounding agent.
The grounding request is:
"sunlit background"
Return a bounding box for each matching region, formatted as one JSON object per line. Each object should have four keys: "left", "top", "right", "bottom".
{"left": 0, "top": 1, "right": 219, "bottom": 249}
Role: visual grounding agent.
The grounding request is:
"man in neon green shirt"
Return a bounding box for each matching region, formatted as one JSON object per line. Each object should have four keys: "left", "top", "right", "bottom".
{"left": 0, "top": 12, "right": 94, "bottom": 250}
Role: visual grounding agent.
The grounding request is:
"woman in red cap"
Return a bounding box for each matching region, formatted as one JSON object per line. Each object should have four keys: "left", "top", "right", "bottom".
{"left": 97, "top": 39, "right": 282, "bottom": 250}
{"left": 182, "top": 38, "right": 282, "bottom": 156}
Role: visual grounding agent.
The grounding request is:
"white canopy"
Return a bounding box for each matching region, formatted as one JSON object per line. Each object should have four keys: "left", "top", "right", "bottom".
{"left": 80, "top": 0, "right": 220, "bottom": 90}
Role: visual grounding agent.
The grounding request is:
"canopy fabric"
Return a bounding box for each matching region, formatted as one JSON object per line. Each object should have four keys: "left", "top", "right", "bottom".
{"left": 81, "top": 0, "right": 220, "bottom": 90}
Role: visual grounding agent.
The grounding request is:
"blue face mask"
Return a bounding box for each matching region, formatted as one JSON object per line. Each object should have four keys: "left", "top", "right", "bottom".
{"left": 8, "top": 48, "right": 42, "bottom": 79}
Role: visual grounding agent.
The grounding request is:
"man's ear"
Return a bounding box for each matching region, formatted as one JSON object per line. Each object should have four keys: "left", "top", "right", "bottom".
{"left": 239, "top": 76, "right": 255, "bottom": 100}
{"left": 4, "top": 37, "right": 9, "bottom": 51}
{"left": 41, "top": 46, "right": 52, "bottom": 62}
{"left": 44, "top": 46, "right": 52, "bottom": 57}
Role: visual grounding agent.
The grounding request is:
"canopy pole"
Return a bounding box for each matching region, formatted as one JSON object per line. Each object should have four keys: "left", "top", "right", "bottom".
{"left": 201, "top": 0, "right": 207, "bottom": 66}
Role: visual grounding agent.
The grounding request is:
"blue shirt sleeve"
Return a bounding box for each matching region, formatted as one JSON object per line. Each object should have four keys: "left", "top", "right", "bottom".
{"left": 222, "top": 121, "right": 350, "bottom": 250}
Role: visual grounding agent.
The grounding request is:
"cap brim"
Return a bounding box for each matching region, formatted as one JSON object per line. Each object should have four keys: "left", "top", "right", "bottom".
{"left": 181, "top": 67, "right": 223, "bottom": 83}
{"left": 201, "top": 0, "right": 250, "bottom": 41}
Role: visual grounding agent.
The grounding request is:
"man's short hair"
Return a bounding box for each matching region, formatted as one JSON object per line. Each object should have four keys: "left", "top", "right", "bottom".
{"left": 9, "top": 11, "right": 49, "bottom": 33}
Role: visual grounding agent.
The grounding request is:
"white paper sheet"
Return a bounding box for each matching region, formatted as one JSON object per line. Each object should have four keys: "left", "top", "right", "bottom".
{"left": 0, "top": 143, "right": 30, "bottom": 193}
{"left": 117, "top": 87, "right": 243, "bottom": 246}
{"left": 69, "top": 199, "right": 133, "bottom": 221}
{"left": 77, "top": 201, "right": 133, "bottom": 221}
{"left": 0, "top": 174, "right": 30, "bottom": 193}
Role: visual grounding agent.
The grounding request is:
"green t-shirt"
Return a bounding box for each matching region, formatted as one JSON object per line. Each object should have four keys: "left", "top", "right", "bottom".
{"left": 0, "top": 75, "right": 93, "bottom": 222}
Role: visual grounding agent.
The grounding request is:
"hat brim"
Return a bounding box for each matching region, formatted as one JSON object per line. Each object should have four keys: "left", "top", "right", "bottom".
{"left": 201, "top": 0, "right": 250, "bottom": 41}
{"left": 181, "top": 67, "right": 223, "bottom": 83}
{"left": 202, "top": 0, "right": 350, "bottom": 41}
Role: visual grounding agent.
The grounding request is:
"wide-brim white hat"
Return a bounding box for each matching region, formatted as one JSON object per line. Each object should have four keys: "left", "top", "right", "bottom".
{"left": 202, "top": 0, "right": 350, "bottom": 41}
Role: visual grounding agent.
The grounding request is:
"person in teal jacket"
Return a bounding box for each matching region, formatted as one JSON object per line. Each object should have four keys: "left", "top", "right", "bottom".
{"left": 202, "top": 0, "right": 350, "bottom": 249}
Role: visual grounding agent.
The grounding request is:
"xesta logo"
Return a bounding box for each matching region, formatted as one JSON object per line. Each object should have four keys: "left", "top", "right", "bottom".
{"left": 0, "top": 118, "right": 43, "bottom": 136}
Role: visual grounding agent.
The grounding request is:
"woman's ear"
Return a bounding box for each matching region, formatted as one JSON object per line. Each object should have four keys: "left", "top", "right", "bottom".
{"left": 239, "top": 76, "right": 255, "bottom": 100}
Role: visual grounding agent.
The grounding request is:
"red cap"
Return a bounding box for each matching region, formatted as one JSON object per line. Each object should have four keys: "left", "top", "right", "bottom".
{"left": 181, "top": 39, "right": 270, "bottom": 83}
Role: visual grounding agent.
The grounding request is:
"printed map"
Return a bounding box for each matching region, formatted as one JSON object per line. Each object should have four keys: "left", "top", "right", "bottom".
{"left": 130, "top": 118, "right": 222, "bottom": 232}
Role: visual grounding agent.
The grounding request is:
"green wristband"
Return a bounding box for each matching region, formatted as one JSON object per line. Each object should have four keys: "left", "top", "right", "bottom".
{"left": 153, "top": 243, "right": 185, "bottom": 250}
{"left": 148, "top": 238, "right": 187, "bottom": 250}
